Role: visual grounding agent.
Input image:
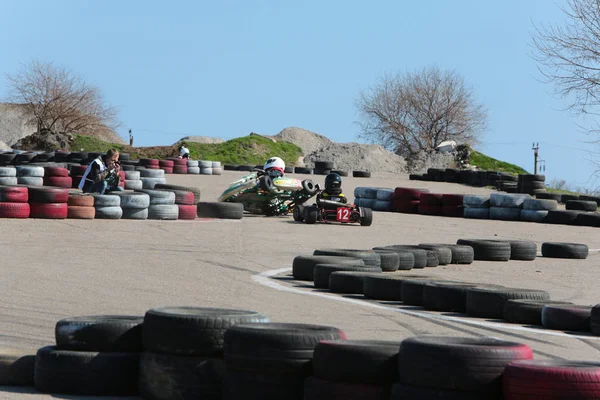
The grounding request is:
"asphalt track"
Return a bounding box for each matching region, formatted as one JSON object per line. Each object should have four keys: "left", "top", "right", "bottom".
{"left": 1, "top": 170, "right": 599, "bottom": 399}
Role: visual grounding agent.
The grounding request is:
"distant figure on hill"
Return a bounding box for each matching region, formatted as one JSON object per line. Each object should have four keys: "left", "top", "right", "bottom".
{"left": 179, "top": 144, "right": 190, "bottom": 159}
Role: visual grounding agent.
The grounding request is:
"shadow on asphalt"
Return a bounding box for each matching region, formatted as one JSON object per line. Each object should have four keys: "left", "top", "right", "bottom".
{"left": 0, "top": 386, "right": 140, "bottom": 399}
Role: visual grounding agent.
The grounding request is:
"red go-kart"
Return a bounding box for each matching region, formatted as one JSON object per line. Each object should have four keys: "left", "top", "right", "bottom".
{"left": 294, "top": 198, "right": 373, "bottom": 226}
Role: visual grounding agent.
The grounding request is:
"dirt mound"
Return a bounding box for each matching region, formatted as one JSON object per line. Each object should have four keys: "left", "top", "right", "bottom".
{"left": 304, "top": 142, "right": 407, "bottom": 174}
{"left": 11, "top": 130, "right": 73, "bottom": 151}
{"left": 270, "top": 127, "right": 333, "bottom": 155}
{"left": 178, "top": 136, "right": 224, "bottom": 144}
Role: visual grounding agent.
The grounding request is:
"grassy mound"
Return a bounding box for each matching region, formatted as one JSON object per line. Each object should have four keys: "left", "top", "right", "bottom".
{"left": 469, "top": 151, "right": 529, "bottom": 175}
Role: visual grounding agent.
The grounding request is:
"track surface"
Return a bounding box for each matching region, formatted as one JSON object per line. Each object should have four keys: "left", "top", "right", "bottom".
{"left": 1, "top": 171, "right": 599, "bottom": 399}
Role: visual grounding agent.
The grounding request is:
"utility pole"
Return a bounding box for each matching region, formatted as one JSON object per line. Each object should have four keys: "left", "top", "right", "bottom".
{"left": 539, "top": 159, "right": 546, "bottom": 173}
{"left": 532, "top": 142, "right": 539, "bottom": 174}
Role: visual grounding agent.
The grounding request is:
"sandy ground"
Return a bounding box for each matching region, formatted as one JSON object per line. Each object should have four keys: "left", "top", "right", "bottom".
{"left": 0, "top": 170, "right": 599, "bottom": 399}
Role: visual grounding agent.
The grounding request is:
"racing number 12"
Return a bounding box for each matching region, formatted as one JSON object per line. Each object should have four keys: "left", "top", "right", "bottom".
{"left": 336, "top": 207, "right": 350, "bottom": 222}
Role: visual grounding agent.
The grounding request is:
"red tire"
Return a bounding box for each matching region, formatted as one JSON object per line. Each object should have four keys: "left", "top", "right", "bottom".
{"left": 28, "top": 187, "right": 70, "bottom": 203}
{"left": 441, "top": 194, "right": 464, "bottom": 206}
{"left": 393, "top": 200, "right": 420, "bottom": 213}
{"left": 442, "top": 205, "right": 464, "bottom": 218}
{"left": 420, "top": 193, "right": 444, "bottom": 205}
{"left": 504, "top": 360, "right": 600, "bottom": 399}
{"left": 146, "top": 165, "right": 160, "bottom": 169}
{"left": 43, "top": 176, "right": 73, "bottom": 188}
{"left": 44, "top": 167, "right": 69, "bottom": 177}
{"left": 162, "top": 167, "right": 173, "bottom": 174}
{"left": 141, "top": 158, "right": 159, "bottom": 166}
{"left": 30, "top": 203, "right": 68, "bottom": 219}
{"left": 68, "top": 194, "right": 94, "bottom": 207}
{"left": 418, "top": 204, "right": 442, "bottom": 215}
{"left": 159, "top": 160, "right": 174, "bottom": 168}
{"left": 118, "top": 171, "right": 126, "bottom": 181}
{"left": 173, "top": 166, "right": 188, "bottom": 174}
{"left": 67, "top": 206, "right": 95, "bottom": 219}
{"left": 0, "top": 186, "right": 28, "bottom": 203}
{"left": 394, "top": 187, "right": 429, "bottom": 200}
{"left": 177, "top": 204, "right": 197, "bottom": 220}
{"left": 170, "top": 158, "right": 188, "bottom": 166}
{"left": 69, "top": 165, "right": 88, "bottom": 175}
{"left": 0, "top": 202, "right": 30, "bottom": 218}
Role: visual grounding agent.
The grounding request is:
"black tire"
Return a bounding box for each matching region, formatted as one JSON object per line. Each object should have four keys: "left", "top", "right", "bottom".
{"left": 503, "top": 299, "right": 573, "bottom": 326}
{"left": 544, "top": 210, "right": 581, "bottom": 225}
{"left": 456, "top": 239, "right": 511, "bottom": 262}
{"left": 591, "top": 304, "right": 600, "bottom": 335}
{"left": 391, "top": 383, "right": 489, "bottom": 400}
{"left": 55, "top": 315, "right": 143, "bottom": 352}
{"left": 314, "top": 264, "right": 382, "bottom": 289}
{"left": 423, "top": 249, "right": 439, "bottom": 267}
{"left": 373, "top": 247, "right": 415, "bottom": 270}
{"left": 293, "top": 205, "right": 305, "bottom": 222}
{"left": 197, "top": 202, "right": 243, "bottom": 219}
{"left": 153, "top": 183, "right": 201, "bottom": 204}
{"left": 541, "top": 242, "right": 589, "bottom": 259}
{"left": 487, "top": 239, "right": 537, "bottom": 261}
{"left": 425, "top": 244, "right": 475, "bottom": 264}
{"left": 417, "top": 244, "right": 452, "bottom": 265}
{"left": 259, "top": 175, "right": 276, "bottom": 192}
{"left": 401, "top": 279, "right": 451, "bottom": 306}
{"left": 139, "top": 351, "right": 225, "bottom": 400}
{"left": 304, "top": 376, "right": 390, "bottom": 400}
{"left": 331, "top": 170, "right": 348, "bottom": 177}
{"left": 423, "top": 282, "right": 501, "bottom": 313}
{"left": 315, "top": 161, "right": 334, "bottom": 170}
{"left": 396, "top": 337, "right": 533, "bottom": 393}
{"left": 313, "top": 248, "right": 381, "bottom": 268}
{"left": 301, "top": 179, "right": 318, "bottom": 195}
{"left": 328, "top": 271, "right": 381, "bottom": 294}
{"left": 292, "top": 255, "right": 365, "bottom": 281}
{"left": 363, "top": 275, "right": 420, "bottom": 301}
{"left": 560, "top": 194, "right": 580, "bottom": 203}
{"left": 34, "top": 346, "right": 139, "bottom": 395}
{"left": 353, "top": 170, "right": 371, "bottom": 178}
{"left": 575, "top": 212, "right": 600, "bottom": 227}
{"left": 0, "top": 349, "right": 35, "bottom": 386}
{"left": 376, "top": 246, "right": 427, "bottom": 269}
{"left": 372, "top": 249, "right": 400, "bottom": 272}
{"left": 304, "top": 206, "right": 319, "bottom": 224}
{"left": 535, "top": 192, "right": 562, "bottom": 202}
{"left": 143, "top": 307, "right": 269, "bottom": 356}
{"left": 580, "top": 195, "right": 600, "bottom": 206}
{"left": 313, "top": 340, "right": 401, "bottom": 384}
{"left": 294, "top": 167, "right": 313, "bottom": 174}
{"left": 359, "top": 207, "right": 373, "bottom": 226}
{"left": 466, "top": 287, "right": 551, "bottom": 319}
{"left": 566, "top": 200, "right": 597, "bottom": 211}
{"left": 541, "top": 304, "right": 593, "bottom": 331}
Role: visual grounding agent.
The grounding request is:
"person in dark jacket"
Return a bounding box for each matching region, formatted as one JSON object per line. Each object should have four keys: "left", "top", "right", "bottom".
{"left": 78, "top": 149, "right": 124, "bottom": 194}
{"left": 317, "top": 173, "right": 347, "bottom": 209}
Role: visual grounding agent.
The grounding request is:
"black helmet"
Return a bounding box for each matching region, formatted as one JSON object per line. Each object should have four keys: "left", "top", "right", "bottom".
{"left": 324, "top": 173, "right": 342, "bottom": 191}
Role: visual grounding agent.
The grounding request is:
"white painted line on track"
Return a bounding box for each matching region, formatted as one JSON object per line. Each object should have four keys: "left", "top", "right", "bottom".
{"left": 252, "top": 267, "right": 600, "bottom": 341}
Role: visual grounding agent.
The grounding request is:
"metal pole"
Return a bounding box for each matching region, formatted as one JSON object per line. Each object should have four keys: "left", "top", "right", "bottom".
{"left": 532, "top": 143, "right": 539, "bottom": 174}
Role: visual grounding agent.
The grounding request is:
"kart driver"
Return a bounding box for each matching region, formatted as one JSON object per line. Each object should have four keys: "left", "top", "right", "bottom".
{"left": 263, "top": 157, "right": 285, "bottom": 178}
{"left": 317, "top": 173, "right": 348, "bottom": 209}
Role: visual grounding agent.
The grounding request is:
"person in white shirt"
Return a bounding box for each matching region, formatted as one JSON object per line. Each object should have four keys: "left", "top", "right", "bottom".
{"left": 179, "top": 144, "right": 190, "bottom": 159}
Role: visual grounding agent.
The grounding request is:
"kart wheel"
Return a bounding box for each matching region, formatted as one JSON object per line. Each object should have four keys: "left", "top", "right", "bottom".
{"left": 359, "top": 207, "right": 373, "bottom": 226}
{"left": 305, "top": 207, "right": 319, "bottom": 224}
{"left": 259, "top": 175, "right": 276, "bottom": 193}
{"left": 302, "top": 179, "right": 318, "bottom": 195}
{"left": 293, "top": 205, "right": 305, "bottom": 222}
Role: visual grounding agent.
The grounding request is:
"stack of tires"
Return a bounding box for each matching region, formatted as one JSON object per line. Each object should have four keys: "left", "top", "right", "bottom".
{"left": 494, "top": 173, "right": 518, "bottom": 192}
{"left": 187, "top": 159, "right": 200, "bottom": 174}
{"left": 463, "top": 195, "right": 491, "bottom": 219}
{"left": 518, "top": 174, "right": 546, "bottom": 196}
{"left": 34, "top": 316, "right": 142, "bottom": 396}
{"left": 211, "top": 161, "right": 222, "bottom": 175}
{"left": 353, "top": 187, "right": 377, "bottom": 210}
{"left": 373, "top": 189, "right": 393, "bottom": 211}
{"left": 158, "top": 159, "right": 174, "bottom": 174}
{"left": 67, "top": 193, "right": 95, "bottom": 219}
{"left": 139, "top": 158, "right": 160, "bottom": 170}
{"left": 140, "top": 307, "right": 268, "bottom": 400}
{"left": 566, "top": 199, "right": 598, "bottom": 212}
{"left": 418, "top": 193, "right": 443, "bottom": 216}
{"left": 170, "top": 158, "right": 188, "bottom": 174}
{"left": 92, "top": 194, "right": 122, "bottom": 220}
{"left": 139, "top": 169, "right": 167, "bottom": 189}
{"left": 0, "top": 186, "right": 29, "bottom": 218}
{"left": 199, "top": 160, "right": 213, "bottom": 175}
{"left": 43, "top": 167, "right": 72, "bottom": 188}
{"left": 0, "top": 166, "right": 17, "bottom": 185}
{"left": 28, "top": 187, "right": 69, "bottom": 219}
{"left": 392, "top": 187, "right": 429, "bottom": 214}
{"left": 294, "top": 167, "right": 313, "bottom": 174}
{"left": 114, "top": 192, "right": 150, "bottom": 220}
{"left": 156, "top": 188, "right": 196, "bottom": 220}
{"left": 123, "top": 170, "right": 143, "bottom": 190}
{"left": 69, "top": 165, "right": 88, "bottom": 189}
{"left": 521, "top": 198, "right": 558, "bottom": 223}
{"left": 490, "top": 193, "right": 531, "bottom": 221}
{"left": 137, "top": 189, "right": 179, "bottom": 220}
{"left": 441, "top": 194, "right": 464, "bottom": 217}
{"left": 314, "top": 161, "right": 333, "bottom": 175}
{"left": 16, "top": 165, "right": 44, "bottom": 186}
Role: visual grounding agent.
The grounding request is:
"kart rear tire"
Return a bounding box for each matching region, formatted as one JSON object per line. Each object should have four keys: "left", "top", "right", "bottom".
{"left": 305, "top": 206, "right": 319, "bottom": 224}
{"left": 293, "top": 205, "right": 305, "bottom": 222}
{"left": 359, "top": 207, "right": 373, "bottom": 226}
{"left": 302, "top": 179, "right": 318, "bottom": 195}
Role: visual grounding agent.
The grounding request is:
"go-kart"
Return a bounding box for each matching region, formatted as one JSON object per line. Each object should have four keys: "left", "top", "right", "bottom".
{"left": 218, "top": 169, "right": 320, "bottom": 216}
{"left": 294, "top": 198, "right": 373, "bottom": 226}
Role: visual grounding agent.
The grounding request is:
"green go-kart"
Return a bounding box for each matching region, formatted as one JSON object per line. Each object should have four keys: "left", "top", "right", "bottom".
{"left": 218, "top": 169, "right": 320, "bottom": 216}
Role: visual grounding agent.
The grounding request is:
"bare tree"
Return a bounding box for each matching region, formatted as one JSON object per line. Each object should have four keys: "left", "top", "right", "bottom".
{"left": 5, "top": 60, "right": 119, "bottom": 134}
{"left": 356, "top": 66, "right": 487, "bottom": 159}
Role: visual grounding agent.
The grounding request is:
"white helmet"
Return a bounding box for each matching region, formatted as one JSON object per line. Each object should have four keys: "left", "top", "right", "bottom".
{"left": 263, "top": 157, "right": 285, "bottom": 173}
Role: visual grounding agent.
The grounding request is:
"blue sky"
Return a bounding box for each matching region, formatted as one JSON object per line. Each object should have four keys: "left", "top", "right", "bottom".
{"left": 1, "top": 0, "right": 598, "bottom": 190}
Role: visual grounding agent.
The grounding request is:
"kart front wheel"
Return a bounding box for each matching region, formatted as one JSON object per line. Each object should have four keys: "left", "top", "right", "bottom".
{"left": 359, "top": 207, "right": 373, "bottom": 226}
{"left": 304, "top": 206, "right": 319, "bottom": 224}
{"left": 293, "top": 205, "right": 305, "bottom": 222}
{"left": 259, "top": 175, "right": 276, "bottom": 193}
{"left": 302, "top": 179, "right": 318, "bottom": 195}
